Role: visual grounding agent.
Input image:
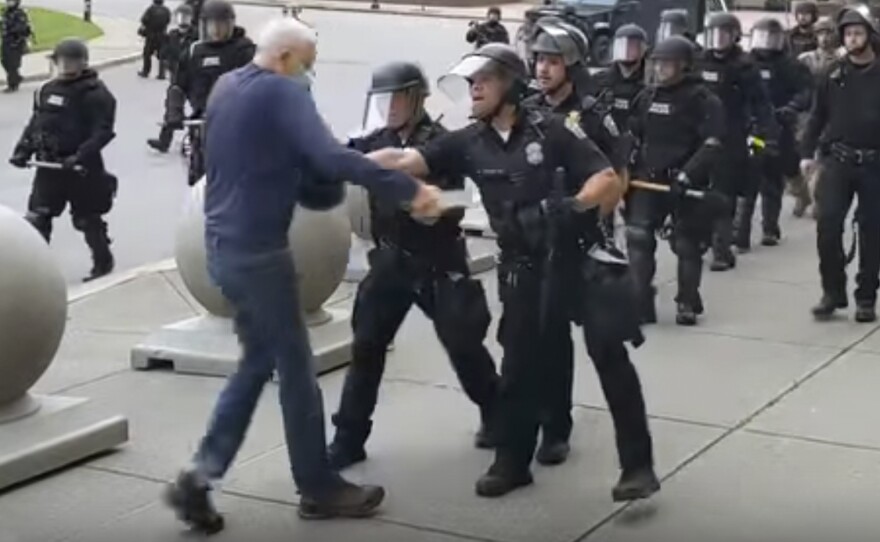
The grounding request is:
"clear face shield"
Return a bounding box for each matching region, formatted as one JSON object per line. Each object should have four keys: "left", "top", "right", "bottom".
{"left": 175, "top": 10, "right": 192, "bottom": 27}
{"left": 52, "top": 56, "right": 86, "bottom": 78}
{"left": 656, "top": 21, "right": 683, "bottom": 42}
{"left": 361, "top": 88, "right": 422, "bottom": 133}
{"left": 750, "top": 28, "right": 785, "bottom": 51}
{"left": 612, "top": 36, "right": 645, "bottom": 63}
{"left": 438, "top": 56, "right": 506, "bottom": 120}
{"left": 201, "top": 19, "right": 233, "bottom": 42}
{"left": 706, "top": 27, "right": 735, "bottom": 51}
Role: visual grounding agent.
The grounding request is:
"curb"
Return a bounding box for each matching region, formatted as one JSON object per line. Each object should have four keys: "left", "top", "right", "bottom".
{"left": 67, "top": 257, "right": 176, "bottom": 304}
{"left": 16, "top": 52, "right": 141, "bottom": 86}
{"left": 233, "top": 0, "right": 527, "bottom": 22}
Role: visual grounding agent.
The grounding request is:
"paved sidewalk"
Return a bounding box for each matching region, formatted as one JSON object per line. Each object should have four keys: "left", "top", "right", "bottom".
{"left": 4, "top": 198, "right": 880, "bottom": 541}
{"left": 0, "top": 14, "right": 142, "bottom": 86}
{"left": 237, "top": 0, "right": 536, "bottom": 22}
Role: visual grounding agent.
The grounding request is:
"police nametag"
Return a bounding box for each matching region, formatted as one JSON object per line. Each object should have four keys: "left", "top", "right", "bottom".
{"left": 702, "top": 71, "right": 719, "bottom": 82}
{"left": 202, "top": 56, "right": 221, "bottom": 67}
{"left": 47, "top": 94, "right": 65, "bottom": 106}
{"left": 564, "top": 111, "right": 586, "bottom": 140}
{"left": 614, "top": 98, "right": 630, "bottom": 110}
{"left": 649, "top": 102, "right": 671, "bottom": 115}
{"left": 525, "top": 141, "right": 544, "bottom": 165}
{"left": 760, "top": 70, "right": 771, "bottom": 80}
{"left": 603, "top": 114, "right": 620, "bottom": 137}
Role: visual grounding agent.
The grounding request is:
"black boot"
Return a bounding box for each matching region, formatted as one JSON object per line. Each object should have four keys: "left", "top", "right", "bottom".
{"left": 612, "top": 466, "right": 661, "bottom": 502}
{"left": 535, "top": 438, "right": 570, "bottom": 466}
{"left": 675, "top": 302, "right": 697, "bottom": 326}
{"left": 298, "top": 481, "right": 385, "bottom": 519}
{"left": 638, "top": 288, "right": 657, "bottom": 325}
{"left": 147, "top": 125, "right": 174, "bottom": 153}
{"left": 164, "top": 470, "right": 225, "bottom": 535}
{"left": 733, "top": 197, "right": 754, "bottom": 254}
{"left": 475, "top": 461, "right": 534, "bottom": 498}
{"left": 475, "top": 408, "right": 499, "bottom": 449}
{"left": 710, "top": 252, "right": 736, "bottom": 272}
{"left": 761, "top": 231, "right": 780, "bottom": 247}
{"left": 855, "top": 302, "right": 877, "bottom": 323}
{"left": 711, "top": 218, "right": 737, "bottom": 272}
{"left": 811, "top": 294, "right": 848, "bottom": 320}
{"left": 328, "top": 416, "right": 370, "bottom": 470}
{"left": 82, "top": 220, "right": 115, "bottom": 283}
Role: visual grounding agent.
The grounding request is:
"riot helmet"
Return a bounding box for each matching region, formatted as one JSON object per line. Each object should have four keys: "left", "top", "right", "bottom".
{"left": 362, "top": 61, "right": 429, "bottom": 132}
{"left": 705, "top": 12, "right": 741, "bottom": 52}
{"left": 200, "top": 0, "right": 235, "bottom": 42}
{"left": 530, "top": 19, "right": 590, "bottom": 95}
{"left": 794, "top": 1, "right": 819, "bottom": 27}
{"left": 51, "top": 38, "right": 89, "bottom": 78}
{"left": 612, "top": 23, "right": 647, "bottom": 64}
{"left": 837, "top": 6, "right": 878, "bottom": 55}
{"left": 487, "top": 5, "right": 501, "bottom": 22}
{"left": 175, "top": 4, "right": 194, "bottom": 27}
{"left": 750, "top": 17, "right": 786, "bottom": 52}
{"left": 438, "top": 43, "right": 529, "bottom": 120}
{"left": 648, "top": 35, "right": 694, "bottom": 87}
{"left": 6, "top": 0, "right": 20, "bottom": 7}
{"left": 656, "top": 9, "right": 689, "bottom": 42}
{"left": 153, "top": 0, "right": 164, "bottom": 5}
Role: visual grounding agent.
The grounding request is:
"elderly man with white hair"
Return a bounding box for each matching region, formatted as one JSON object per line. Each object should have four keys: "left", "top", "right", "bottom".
{"left": 163, "top": 17, "right": 442, "bottom": 534}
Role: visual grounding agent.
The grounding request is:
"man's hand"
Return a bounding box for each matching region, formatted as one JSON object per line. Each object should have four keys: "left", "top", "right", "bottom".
{"left": 408, "top": 182, "right": 442, "bottom": 219}
{"left": 670, "top": 171, "right": 692, "bottom": 200}
{"left": 62, "top": 155, "right": 80, "bottom": 170}
{"left": 9, "top": 153, "right": 28, "bottom": 168}
{"left": 800, "top": 158, "right": 816, "bottom": 176}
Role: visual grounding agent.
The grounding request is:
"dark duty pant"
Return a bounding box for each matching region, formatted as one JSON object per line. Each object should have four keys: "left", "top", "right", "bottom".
{"left": 490, "top": 258, "right": 653, "bottom": 475}
{"left": 331, "top": 244, "right": 499, "bottom": 450}
{"left": 625, "top": 189, "right": 708, "bottom": 311}
{"left": 712, "top": 146, "right": 752, "bottom": 261}
{"left": 141, "top": 35, "right": 166, "bottom": 77}
{"left": 736, "top": 134, "right": 799, "bottom": 246}
{"left": 1, "top": 44, "right": 23, "bottom": 89}
{"left": 815, "top": 156, "right": 880, "bottom": 306}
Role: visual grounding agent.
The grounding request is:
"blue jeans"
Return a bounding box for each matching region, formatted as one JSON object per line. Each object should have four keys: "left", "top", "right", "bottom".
{"left": 193, "top": 243, "right": 343, "bottom": 498}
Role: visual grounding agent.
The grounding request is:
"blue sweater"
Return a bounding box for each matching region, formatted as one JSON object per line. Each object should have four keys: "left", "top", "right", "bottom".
{"left": 204, "top": 63, "right": 417, "bottom": 252}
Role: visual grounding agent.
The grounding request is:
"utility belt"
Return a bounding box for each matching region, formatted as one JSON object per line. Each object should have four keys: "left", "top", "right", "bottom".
{"left": 374, "top": 236, "right": 468, "bottom": 277}
{"left": 826, "top": 142, "right": 880, "bottom": 166}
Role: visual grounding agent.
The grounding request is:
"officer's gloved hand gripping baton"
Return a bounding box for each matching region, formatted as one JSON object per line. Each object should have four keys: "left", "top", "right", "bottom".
{"left": 27, "top": 160, "right": 86, "bottom": 174}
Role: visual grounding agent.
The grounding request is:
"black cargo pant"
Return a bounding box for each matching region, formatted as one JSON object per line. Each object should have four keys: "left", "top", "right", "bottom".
{"left": 25, "top": 165, "right": 116, "bottom": 262}
{"left": 625, "top": 189, "right": 709, "bottom": 311}
{"left": 141, "top": 34, "right": 166, "bottom": 77}
{"left": 712, "top": 142, "right": 752, "bottom": 261}
{"left": 1, "top": 43, "right": 24, "bottom": 90}
{"left": 737, "top": 130, "right": 799, "bottom": 245}
{"left": 815, "top": 155, "right": 880, "bottom": 306}
{"left": 490, "top": 256, "right": 653, "bottom": 475}
{"left": 331, "top": 243, "right": 499, "bottom": 449}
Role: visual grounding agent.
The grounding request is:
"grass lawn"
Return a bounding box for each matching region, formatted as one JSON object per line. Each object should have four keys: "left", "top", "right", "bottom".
{"left": 24, "top": 7, "right": 103, "bottom": 53}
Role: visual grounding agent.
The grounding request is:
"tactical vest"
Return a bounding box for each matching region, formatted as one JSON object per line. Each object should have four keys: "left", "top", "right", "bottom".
{"left": 698, "top": 52, "right": 751, "bottom": 135}
{"left": 187, "top": 38, "right": 247, "bottom": 110}
{"left": 635, "top": 81, "right": 706, "bottom": 177}
{"left": 31, "top": 77, "right": 99, "bottom": 159}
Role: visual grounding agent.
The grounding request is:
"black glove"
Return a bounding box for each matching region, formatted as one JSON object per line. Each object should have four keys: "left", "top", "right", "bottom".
{"left": 62, "top": 155, "right": 80, "bottom": 171}
{"left": 670, "top": 171, "right": 692, "bottom": 200}
{"left": 540, "top": 195, "right": 577, "bottom": 225}
{"left": 9, "top": 153, "right": 28, "bottom": 168}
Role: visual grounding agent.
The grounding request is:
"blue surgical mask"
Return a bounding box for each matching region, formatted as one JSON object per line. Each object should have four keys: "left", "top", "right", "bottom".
{"left": 290, "top": 72, "right": 313, "bottom": 92}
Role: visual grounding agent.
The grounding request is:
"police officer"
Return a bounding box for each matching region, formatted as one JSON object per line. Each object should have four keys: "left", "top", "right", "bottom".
{"left": 1, "top": 0, "right": 31, "bottom": 92}
{"left": 161, "top": 4, "right": 199, "bottom": 84}
{"left": 367, "top": 44, "right": 658, "bottom": 501}
{"left": 788, "top": 1, "right": 819, "bottom": 56}
{"left": 655, "top": 8, "right": 698, "bottom": 47}
{"left": 802, "top": 8, "right": 880, "bottom": 322}
{"left": 466, "top": 6, "right": 509, "bottom": 49}
{"left": 697, "top": 12, "right": 778, "bottom": 269}
{"left": 592, "top": 24, "right": 648, "bottom": 137}
{"left": 796, "top": 16, "right": 842, "bottom": 218}
{"left": 737, "top": 18, "right": 813, "bottom": 248}
{"left": 627, "top": 37, "right": 724, "bottom": 326}
{"left": 138, "top": 0, "right": 172, "bottom": 79}
{"left": 10, "top": 39, "right": 118, "bottom": 282}
{"left": 525, "top": 18, "right": 626, "bottom": 172}
{"left": 327, "top": 61, "right": 500, "bottom": 469}
{"left": 147, "top": 0, "right": 254, "bottom": 158}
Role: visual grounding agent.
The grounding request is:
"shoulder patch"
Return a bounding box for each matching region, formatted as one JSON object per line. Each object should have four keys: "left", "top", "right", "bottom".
{"left": 565, "top": 111, "right": 586, "bottom": 139}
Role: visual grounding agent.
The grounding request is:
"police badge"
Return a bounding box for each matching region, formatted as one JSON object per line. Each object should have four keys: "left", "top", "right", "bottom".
{"left": 525, "top": 141, "right": 544, "bottom": 165}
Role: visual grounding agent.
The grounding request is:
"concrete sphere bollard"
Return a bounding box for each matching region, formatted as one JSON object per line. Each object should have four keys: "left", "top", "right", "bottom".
{"left": 0, "top": 204, "right": 67, "bottom": 422}
{"left": 346, "top": 185, "right": 372, "bottom": 241}
{"left": 175, "top": 182, "right": 352, "bottom": 320}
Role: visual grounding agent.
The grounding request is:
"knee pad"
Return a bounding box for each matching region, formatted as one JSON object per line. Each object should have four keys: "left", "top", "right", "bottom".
{"left": 24, "top": 211, "right": 52, "bottom": 240}
{"left": 72, "top": 215, "right": 105, "bottom": 233}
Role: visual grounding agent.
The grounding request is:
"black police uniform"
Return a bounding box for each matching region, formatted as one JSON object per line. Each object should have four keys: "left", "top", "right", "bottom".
{"left": 329, "top": 115, "right": 500, "bottom": 465}
{"left": 12, "top": 68, "right": 118, "bottom": 279}
{"left": 788, "top": 25, "right": 818, "bottom": 57}
{"left": 139, "top": 0, "right": 172, "bottom": 78}
{"left": 1, "top": 3, "right": 31, "bottom": 91}
{"left": 802, "top": 55, "right": 880, "bottom": 318}
{"left": 466, "top": 20, "right": 510, "bottom": 48}
{"left": 627, "top": 74, "right": 725, "bottom": 323}
{"left": 696, "top": 46, "right": 778, "bottom": 266}
{"left": 743, "top": 46, "right": 813, "bottom": 245}
{"left": 163, "top": 22, "right": 199, "bottom": 84}
{"left": 420, "top": 106, "right": 654, "bottom": 495}
{"left": 592, "top": 61, "right": 646, "bottom": 136}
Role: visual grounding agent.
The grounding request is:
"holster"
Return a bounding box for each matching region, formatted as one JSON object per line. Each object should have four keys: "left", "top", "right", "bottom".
{"left": 578, "top": 254, "right": 644, "bottom": 348}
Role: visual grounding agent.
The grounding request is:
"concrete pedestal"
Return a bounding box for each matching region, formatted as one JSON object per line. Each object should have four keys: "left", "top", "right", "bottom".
{"left": 130, "top": 308, "right": 353, "bottom": 378}
{"left": 462, "top": 206, "right": 496, "bottom": 239}
{"left": 0, "top": 395, "right": 128, "bottom": 490}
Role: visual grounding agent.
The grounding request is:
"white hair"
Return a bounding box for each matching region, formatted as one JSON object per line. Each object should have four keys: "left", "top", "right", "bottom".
{"left": 255, "top": 18, "right": 317, "bottom": 60}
